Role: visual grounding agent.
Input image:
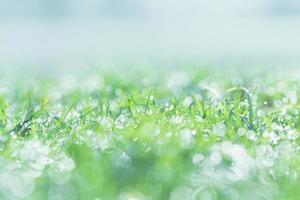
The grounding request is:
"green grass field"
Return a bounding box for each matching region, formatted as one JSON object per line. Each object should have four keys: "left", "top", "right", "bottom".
{"left": 0, "top": 66, "right": 299, "bottom": 200}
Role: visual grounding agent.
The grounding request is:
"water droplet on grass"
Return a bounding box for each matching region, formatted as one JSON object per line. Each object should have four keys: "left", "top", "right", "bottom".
{"left": 167, "top": 72, "right": 189, "bottom": 93}
{"left": 246, "top": 130, "right": 256, "bottom": 141}
{"left": 183, "top": 96, "right": 193, "bottom": 107}
{"left": 213, "top": 123, "right": 226, "bottom": 137}
{"left": 57, "top": 156, "right": 75, "bottom": 172}
{"left": 192, "top": 154, "right": 205, "bottom": 165}
{"left": 180, "top": 129, "right": 195, "bottom": 149}
{"left": 171, "top": 115, "right": 183, "bottom": 125}
{"left": 256, "top": 145, "right": 267, "bottom": 156}
{"left": 8, "top": 173, "right": 35, "bottom": 198}
{"left": 209, "top": 152, "right": 222, "bottom": 165}
{"left": 237, "top": 128, "right": 246, "bottom": 136}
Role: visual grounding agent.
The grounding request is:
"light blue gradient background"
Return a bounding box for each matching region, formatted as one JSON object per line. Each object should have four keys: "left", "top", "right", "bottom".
{"left": 1, "top": 0, "right": 300, "bottom": 65}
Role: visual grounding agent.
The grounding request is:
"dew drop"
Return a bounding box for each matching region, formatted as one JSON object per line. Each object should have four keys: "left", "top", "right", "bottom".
{"left": 57, "top": 155, "right": 75, "bottom": 172}
{"left": 246, "top": 130, "right": 256, "bottom": 141}
{"left": 237, "top": 128, "right": 246, "bottom": 136}
{"left": 9, "top": 174, "right": 35, "bottom": 198}
{"left": 192, "top": 154, "right": 205, "bottom": 165}
{"left": 183, "top": 96, "right": 193, "bottom": 107}
{"left": 180, "top": 129, "right": 195, "bottom": 149}
{"left": 209, "top": 151, "right": 222, "bottom": 165}
{"left": 213, "top": 123, "right": 226, "bottom": 137}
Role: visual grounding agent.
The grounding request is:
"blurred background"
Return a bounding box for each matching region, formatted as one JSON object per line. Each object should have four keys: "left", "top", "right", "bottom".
{"left": 1, "top": 0, "right": 300, "bottom": 66}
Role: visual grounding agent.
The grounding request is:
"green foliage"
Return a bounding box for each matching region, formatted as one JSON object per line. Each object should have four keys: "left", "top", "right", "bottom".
{"left": 0, "top": 66, "right": 299, "bottom": 200}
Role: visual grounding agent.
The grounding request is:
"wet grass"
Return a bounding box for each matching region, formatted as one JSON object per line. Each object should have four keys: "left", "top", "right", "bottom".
{"left": 0, "top": 66, "right": 299, "bottom": 199}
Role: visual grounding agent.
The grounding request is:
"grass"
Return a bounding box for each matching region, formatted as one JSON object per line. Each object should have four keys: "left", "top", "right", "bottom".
{"left": 0, "top": 65, "right": 300, "bottom": 200}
